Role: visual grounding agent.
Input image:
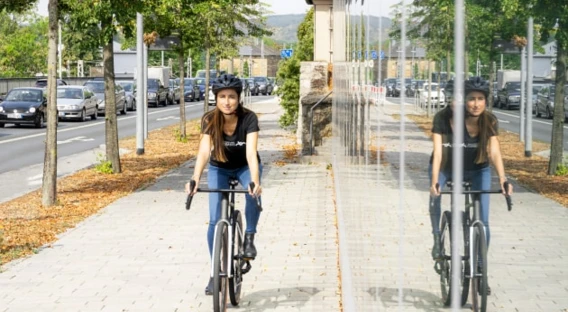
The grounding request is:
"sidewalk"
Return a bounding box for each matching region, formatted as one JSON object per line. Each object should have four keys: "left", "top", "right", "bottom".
{"left": 0, "top": 99, "right": 340, "bottom": 311}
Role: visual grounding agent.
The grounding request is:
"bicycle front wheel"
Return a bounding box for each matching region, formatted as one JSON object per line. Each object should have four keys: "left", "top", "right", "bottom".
{"left": 471, "top": 222, "right": 488, "bottom": 312}
{"left": 229, "top": 211, "right": 243, "bottom": 306}
{"left": 439, "top": 210, "right": 469, "bottom": 307}
{"left": 213, "top": 222, "right": 229, "bottom": 312}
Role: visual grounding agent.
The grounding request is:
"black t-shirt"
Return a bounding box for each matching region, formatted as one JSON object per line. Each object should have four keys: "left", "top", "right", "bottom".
{"left": 430, "top": 107, "right": 498, "bottom": 172}
{"left": 202, "top": 110, "right": 261, "bottom": 169}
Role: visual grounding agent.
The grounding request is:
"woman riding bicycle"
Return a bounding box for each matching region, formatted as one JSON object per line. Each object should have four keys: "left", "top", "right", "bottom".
{"left": 428, "top": 77, "right": 513, "bottom": 263}
{"left": 185, "top": 74, "right": 262, "bottom": 295}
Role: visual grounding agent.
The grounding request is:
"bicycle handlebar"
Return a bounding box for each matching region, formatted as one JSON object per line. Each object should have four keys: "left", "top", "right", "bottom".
{"left": 185, "top": 180, "right": 263, "bottom": 211}
{"left": 436, "top": 181, "right": 513, "bottom": 211}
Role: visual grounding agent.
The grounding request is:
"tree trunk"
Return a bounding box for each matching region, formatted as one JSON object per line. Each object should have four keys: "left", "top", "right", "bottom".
{"left": 204, "top": 44, "right": 211, "bottom": 114}
{"left": 102, "top": 18, "right": 121, "bottom": 173}
{"left": 178, "top": 50, "right": 186, "bottom": 139}
{"left": 42, "top": 0, "right": 58, "bottom": 207}
{"left": 548, "top": 39, "right": 566, "bottom": 175}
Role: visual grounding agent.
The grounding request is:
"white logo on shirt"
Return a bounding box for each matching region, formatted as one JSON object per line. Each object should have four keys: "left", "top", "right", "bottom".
{"left": 225, "top": 141, "right": 246, "bottom": 147}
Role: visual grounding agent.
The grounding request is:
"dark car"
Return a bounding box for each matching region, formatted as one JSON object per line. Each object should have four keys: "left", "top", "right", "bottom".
{"left": 0, "top": 87, "right": 53, "bottom": 128}
{"left": 193, "top": 78, "right": 207, "bottom": 100}
{"left": 253, "top": 76, "right": 273, "bottom": 95}
{"left": 247, "top": 78, "right": 259, "bottom": 96}
{"left": 146, "top": 78, "right": 168, "bottom": 107}
{"left": 117, "top": 80, "right": 137, "bottom": 111}
{"left": 497, "top": 81, "right": 521, "bottom": 110}
{"left": 167, "top": 78, "right": 179, "bottom": 105}
{"left": 383, "top": 78, "right": 397, "bottom": 97}
{"left": 406, "top": 80, "right": 425, "bottom": 97}
{"left": 34, "top": 79, "right": 67, "bottom": 88}
{"left": 182, "top": 78, "right": 200, "bottom": 102}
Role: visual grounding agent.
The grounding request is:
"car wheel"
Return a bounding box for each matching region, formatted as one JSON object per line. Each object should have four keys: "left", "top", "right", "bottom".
{"left": 35, "top": 113, "right": 44, "bottom": 128}
{"left": 120, "top": 102, "right": 127, "bottom": 115}
{"left": 81, "top": 108, "right": 87, "bottom": 122}
{"left": 546, "top": 107, "right": 552, "bottom": 119}
{"left": 0, "top": 123, "right": 4, "bottom": 128}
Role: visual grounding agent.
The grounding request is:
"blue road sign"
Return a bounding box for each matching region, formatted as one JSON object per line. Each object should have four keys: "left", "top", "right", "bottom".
{"left": 371, "top": 50, "right": 378, "bottom": 60}
{"left": 280, "top": 49, "right": 293, "bottom": 59}
{"left": 380, "top": 50, "right": 385, "bottom": 60}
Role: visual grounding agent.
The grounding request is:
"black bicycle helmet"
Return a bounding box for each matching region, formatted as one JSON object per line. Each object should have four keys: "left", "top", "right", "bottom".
{"left": 464, "top": 76, "right": 489, "bottom": 98}
{"left": 212, "top": 74, "right": 242, "bottom": 95}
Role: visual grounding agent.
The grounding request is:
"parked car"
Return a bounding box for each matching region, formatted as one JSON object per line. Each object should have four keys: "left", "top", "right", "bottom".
{"left": 146, "top": 78, "right": 168, "bottom": 107}
{"left": 83, "top": 80, "right": 127, "bottom": 115}
{"left": 247, "top": 78, "right": 259, "bottom": 96}
{"left": 208, "top": 86, "right": 216, "bottom": 106}
{"left": 406, "top": 80, "right": 425, "bottom": 97}
{"left": 0, "top": 87, "right": 53, "bottom": 128}
{"left": 167, "top": 78, "right": 180, "bottom": 105}
{"left": 117, "top": 80, "right": 136, "bottom": 111}
{"left": 253, "top": 76, "right": 273, "bottom": 95}
{"left": 182, "top": 78, "right": 200, "bottom": 102}
{"left": 56, "top": 86, "right": 98, "bottom": 121}
{"left": 535, "top": 84, "right": 556, "bottom": 119}
{"left": 530, "top": 83, "right": 547, "bottom": 114}
{"left": 419, "top": 83, "right": 445, "bottom": 108}
{"left": 383, "top": 78, "right": 397, "bottom": 97}
{"left": 193, "top": 78, "right": 207, "bottom": 100}
{"left": 34, "top": 79, "right": 67, "bottom": 89}
{"left": 497, "top": 81, "right": 521, "bottom": 110}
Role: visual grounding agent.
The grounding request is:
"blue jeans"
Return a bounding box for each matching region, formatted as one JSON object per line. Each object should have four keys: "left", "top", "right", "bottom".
{"left": 428, "top": 164, "right": 492, "bottom": 245}
{"left": 207, "top": 164, "right": 263, "bottom": 256}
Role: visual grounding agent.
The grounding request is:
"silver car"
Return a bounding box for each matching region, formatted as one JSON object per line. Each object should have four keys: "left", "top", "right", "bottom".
{"left": 83, "top": 80, "right": 127, "bottom": 116}
{"left": 117, "top": 80, "right": 136, "bottom": 111}
{"left": 57, "top": 86, "right": 98, "bottom": 121}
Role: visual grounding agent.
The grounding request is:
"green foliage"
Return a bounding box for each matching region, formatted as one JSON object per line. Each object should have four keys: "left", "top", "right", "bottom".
{"left": 94, "top": 153, "right": 113, "bottom": 174}
{"left": 243, "top": 60, "right": 250, "bottom": 77}
{"left": 173, "top": 128, "right": 188, "bottom": 143}
{"left": 0, "top": 12, "right": 48, "bottom": 77}
{"left": 275, "top": 8, "right": 313, "bottom": 128}
{"left": 0, "top": 0, "right": 37, "bottom": 13}
{"left": 556, "top": 162, "right": 568, "bottom": 176}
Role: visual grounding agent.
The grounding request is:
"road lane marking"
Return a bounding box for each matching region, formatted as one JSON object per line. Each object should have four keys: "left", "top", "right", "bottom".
{"left": 57, "top": 136, "right": 95, "bottom": 145}
{"left": 498, "top": 119, "right": 510, "bottom": 124}
{"left": 492, "top": 110, "right": 568, "bottom": 129}
{"left": 156, "top": 116, "right": 180, "bottom": 121}
{"left": 0, "top": 102, "right": 202, "bottom": 145}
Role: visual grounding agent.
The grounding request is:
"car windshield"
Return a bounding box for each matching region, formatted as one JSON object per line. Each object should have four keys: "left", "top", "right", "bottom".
{"left": 507, "top": 82, "right": 521, "bottom": 90}
{"left": 426, "top": 85, "right": 440, "bottom": 91}
{"left": 84, "top": 82, "right": 104, "bottom": 93}
{"left": 57, "top": 88, "right": 83, "bottom": 99}
{"left": 118, "top": 82, "right": 133, "bottom": 92}
{"left": 253, "top": 77, "right": 266, "bottom": 83}
{"left": 194, "top": 78, "right": 205, "bottom": 86}
{"left": 415, "top": 81, "right": 425, "bottom": 88}
{"left": 247, "top": 79, "right": 255, "bottom": 84}
{"left": 183, "top": 79, "right": 194, "bottom": 87}
{"left": 35, "top": 80, "right": 47, "bottom": 87}
{"left": 148, "top": 79, "right": 160, "bottom": 88}
{"left": 6, "top": 89, "right": 43, "bottom": 102}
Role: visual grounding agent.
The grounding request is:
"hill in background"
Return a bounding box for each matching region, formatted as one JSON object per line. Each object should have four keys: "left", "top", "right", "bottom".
{"left": 266, "top": 14, "right": 392, "bottom": 44}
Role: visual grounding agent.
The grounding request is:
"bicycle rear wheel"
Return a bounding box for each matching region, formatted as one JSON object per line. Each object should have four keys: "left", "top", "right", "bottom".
{"left": 471, "top": 222, "right": 488, "bottom": 312}
{"left": 439, "top": 210, "right": 469, "bottom": 307}
{"left": 229, "top": 211, "right": 244, "bottom": 306}
{"left": 213, "top": 222, "right": 228, "bottom": 312}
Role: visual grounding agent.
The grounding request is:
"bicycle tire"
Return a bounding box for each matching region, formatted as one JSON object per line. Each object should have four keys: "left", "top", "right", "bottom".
{"left": 439, "top": 210, "right": 469, "bottom": 307}
{"left": 471, "top": 222, "right": 488, "bottom": 312}
{"left": 229, "top": 211, "right": 243, "bottom": 306}
{"left": 213, "top": 222, "right": 228, "bottom": 312}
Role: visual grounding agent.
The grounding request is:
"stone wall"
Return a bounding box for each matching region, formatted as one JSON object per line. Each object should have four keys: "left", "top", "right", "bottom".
{"left": 298, "top": 61, "right": 332, "bottom": 155}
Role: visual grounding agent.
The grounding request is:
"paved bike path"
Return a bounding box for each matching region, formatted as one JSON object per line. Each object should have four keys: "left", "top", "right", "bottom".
{"left": 0, "top": 99, "right": 340, "bottom": 311}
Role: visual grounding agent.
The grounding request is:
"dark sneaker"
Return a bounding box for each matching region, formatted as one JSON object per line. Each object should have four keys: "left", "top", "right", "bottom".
{"left": 431, "top": 233, "right": 441, "bottom": 260}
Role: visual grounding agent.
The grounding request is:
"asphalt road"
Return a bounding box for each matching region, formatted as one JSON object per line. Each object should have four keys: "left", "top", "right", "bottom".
{"left": 0, "top": 96, "right": 275, "bottom": 203}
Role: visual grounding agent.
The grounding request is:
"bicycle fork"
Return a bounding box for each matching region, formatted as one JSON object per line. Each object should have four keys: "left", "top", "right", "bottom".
{"left": 468, "top": 220, "right": 487, "bottom": 279}
{"left": 210, "top": 220, "right": 233, "bottom": 279}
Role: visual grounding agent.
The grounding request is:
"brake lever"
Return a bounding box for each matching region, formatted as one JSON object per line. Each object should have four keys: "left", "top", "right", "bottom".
{"left": 249, "top": 182, "right": 263, "bottom": 212}
{"left": 503, "top": 181, "right": 513, "bottom": 211}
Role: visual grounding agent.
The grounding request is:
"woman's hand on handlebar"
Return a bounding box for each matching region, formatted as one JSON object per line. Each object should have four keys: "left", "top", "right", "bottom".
{"left": 185, "top": 177, "right": 199, "bottom": 196}
{"left": 430, "top": 183, "right": 441, "bottom": 197}
{"left": 248, "top": 182, "right": 262, "bottom": 197}
{"left": 501, "top": 180, "right": 513, "bottom": 196}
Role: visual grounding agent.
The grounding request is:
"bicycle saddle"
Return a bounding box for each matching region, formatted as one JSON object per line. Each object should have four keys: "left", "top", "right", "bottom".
{"left": 229, "top": 177, "right": 239, "bottom": 187}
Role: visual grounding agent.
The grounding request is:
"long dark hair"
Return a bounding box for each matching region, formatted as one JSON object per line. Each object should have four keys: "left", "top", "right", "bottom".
{"left": 474, "top": 110, "right": 498, "bottom": 164}
{"left": 202, "top": 101, "right": 248, "bottom": 162}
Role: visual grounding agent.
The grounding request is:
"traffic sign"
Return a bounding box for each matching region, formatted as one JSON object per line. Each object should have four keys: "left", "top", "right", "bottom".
{"left": 371, "top": 50, "right": 378, "bottom": 60}
{"left": 380, "top": 50, "right": 385, "bottom": 60}
{"left": 280, "top": 49, "right": 293, "bottom": 59}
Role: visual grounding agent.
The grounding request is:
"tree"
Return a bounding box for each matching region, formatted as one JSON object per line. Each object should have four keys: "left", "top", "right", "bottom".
{"left": 275, "top": 8, "right": 313, "bottom": 127}
{"left": 502, "top": 0, "right": 567, "bottom": 175}
{"left": 61, "top": 0, "right": 145, "bottom": 174}
{"left": 0, "top": 12, "right": 48, "bottom": 77}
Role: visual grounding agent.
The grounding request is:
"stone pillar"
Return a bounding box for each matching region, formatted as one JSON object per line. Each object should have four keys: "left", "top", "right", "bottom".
{"left": 298, "top": 61, "right": 332, "bottom": 154}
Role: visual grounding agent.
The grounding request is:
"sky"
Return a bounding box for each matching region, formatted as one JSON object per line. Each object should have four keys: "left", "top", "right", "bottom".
{"left": 37, "top": 0, "right": 397, "bottom": 17}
